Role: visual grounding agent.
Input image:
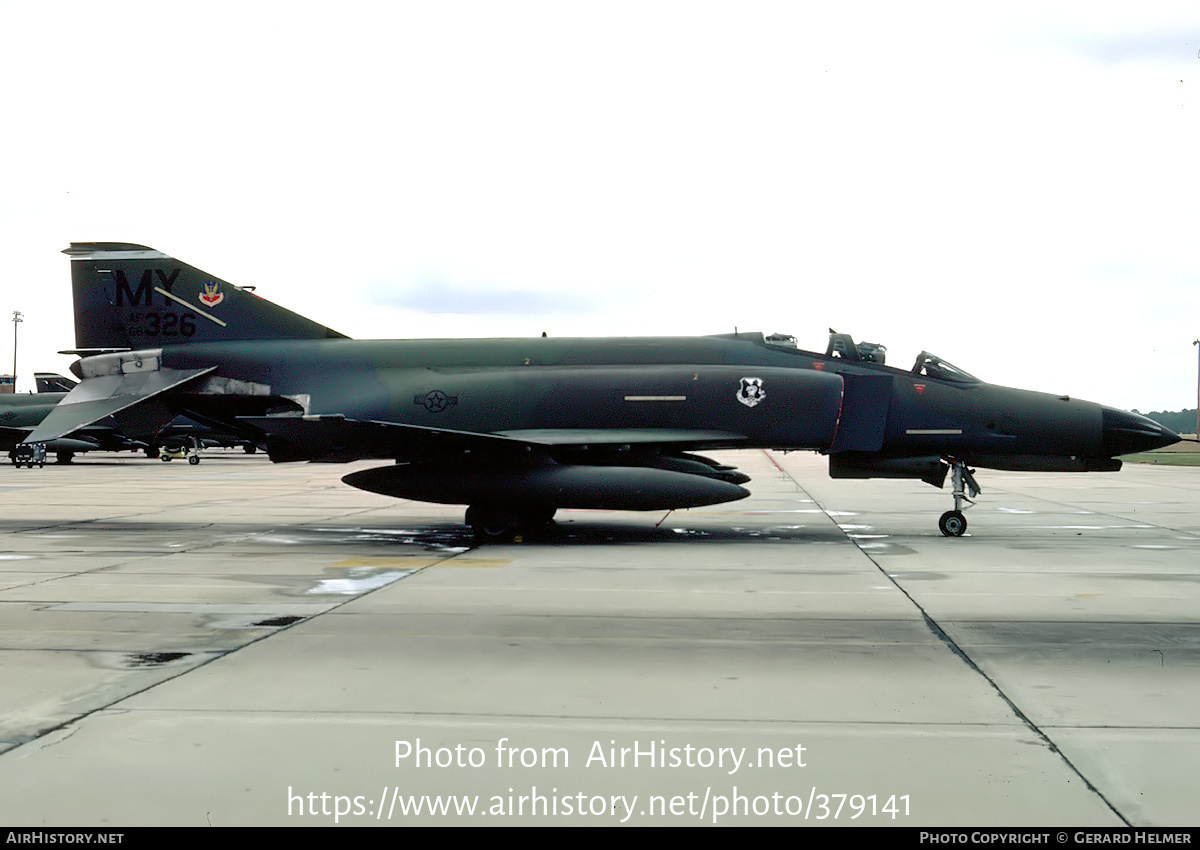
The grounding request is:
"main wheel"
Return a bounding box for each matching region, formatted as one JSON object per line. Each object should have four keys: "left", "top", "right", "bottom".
{"left": 939, "top": 510, "right": 967, "bottom": 537}
{"left": 466, "top": 504, "right": 556, "bottom": 543}
{"left": 466, "top": 504, "right": 520, "bottom": 543}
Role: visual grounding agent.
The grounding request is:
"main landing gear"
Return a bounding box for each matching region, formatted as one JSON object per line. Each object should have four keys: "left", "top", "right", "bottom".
{"left": 465, "top": 503, "right": 557, "bottom": 543}
{"left": 938, "top": 460, "right": 980, "bottom": 537}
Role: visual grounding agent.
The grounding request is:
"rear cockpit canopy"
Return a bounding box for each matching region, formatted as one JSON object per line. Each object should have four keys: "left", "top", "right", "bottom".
{"left": 765, "top": 333, "right": 798, "bottom": 348}
{"left": 826, "top": 331, "right": 887, "bottom": 364}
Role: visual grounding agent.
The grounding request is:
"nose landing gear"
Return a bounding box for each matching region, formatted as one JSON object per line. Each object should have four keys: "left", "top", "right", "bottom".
{"left": 939, "top": 460, "right": 979, "bottom": 537}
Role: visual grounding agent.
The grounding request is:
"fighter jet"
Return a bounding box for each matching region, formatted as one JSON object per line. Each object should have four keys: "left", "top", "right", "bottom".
{"left": 25, "top": 242, "right": 1179, "bottom": 539}
{"left": 2, "top": 383, "right": 145, "bottom": 464}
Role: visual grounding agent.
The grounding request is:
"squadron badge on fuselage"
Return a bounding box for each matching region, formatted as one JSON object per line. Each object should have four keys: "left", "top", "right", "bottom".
{"left": 737, "top": 377, "right": 766, "bottom": 408}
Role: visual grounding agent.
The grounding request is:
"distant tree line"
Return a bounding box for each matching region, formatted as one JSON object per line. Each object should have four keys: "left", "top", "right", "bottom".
{"left": 1133, "top": 409, "right": 1199, "bottom": 435}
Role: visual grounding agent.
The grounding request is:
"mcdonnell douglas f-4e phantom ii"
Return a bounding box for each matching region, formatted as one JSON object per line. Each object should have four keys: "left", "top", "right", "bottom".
{"left": 24, "top": 242, "right": 1179, "bottom": 540}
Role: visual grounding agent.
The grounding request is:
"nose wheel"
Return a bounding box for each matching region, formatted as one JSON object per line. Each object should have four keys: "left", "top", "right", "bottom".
{"left": 939, "top": 509, "right": 967, "bottom": 537}
{"left": 939, "top": 460, "right": 979, "bottom": 537}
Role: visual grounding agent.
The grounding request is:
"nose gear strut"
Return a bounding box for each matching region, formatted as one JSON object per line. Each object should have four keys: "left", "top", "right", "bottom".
{"left": 939, "top": 460, "right": 979, "bottom": 537}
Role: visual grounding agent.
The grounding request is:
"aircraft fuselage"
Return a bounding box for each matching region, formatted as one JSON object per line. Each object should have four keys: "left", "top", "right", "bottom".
{"left": 137, "top": 333, "right": 1165, "bottom": 472}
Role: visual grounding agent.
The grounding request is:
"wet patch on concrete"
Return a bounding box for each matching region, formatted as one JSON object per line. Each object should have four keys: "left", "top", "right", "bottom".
{"left": 52, "top": 602, "right": 328, "bottom": 616}
{"left": 304, "top": 569, "right": 421, "bottom": 596}
{"left": 518, "top": 520, "right": 845, "bottom": 547}
{"left": 252, "top": 616, "right": 304, "bottom": 627}
{"left": 262, "top": 525, "right": 471, "bottom": 554}
{"left": 942, "top": 621, "right": 1200, "bottom": 650}
{"left": 126, "top": 652, "right": 193, "bottom": 667}
{"left": 855, "top": 541, "right": 918, "bottom": 556}
{"left": 200, "top": 612, "right": 319, "bottom": 631}
{"left": 1097, "top": 573, "right": 1200, "bottom": 585}
{"left": 89, "top": 650, "right": 224, "bottom": 670}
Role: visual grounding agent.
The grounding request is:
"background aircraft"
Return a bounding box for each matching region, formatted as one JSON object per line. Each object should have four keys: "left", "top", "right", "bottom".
{"left": 33, "top": 372, "right": 77, "bottom": 393}
{"left": 26, "top": 243, "right": 1179, "bottom": 539}
{"left": 3, "top": 384, "right": 144, "bottom": 464}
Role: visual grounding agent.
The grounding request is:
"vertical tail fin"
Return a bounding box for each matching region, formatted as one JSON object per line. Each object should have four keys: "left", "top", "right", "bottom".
{"left": 64, "top": 242, "right": 348, "bottom": 350}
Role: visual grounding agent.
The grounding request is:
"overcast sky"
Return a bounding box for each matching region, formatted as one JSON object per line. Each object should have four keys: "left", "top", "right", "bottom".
{"left": 2, "top": 2, "right": 1198, "bottom": 412}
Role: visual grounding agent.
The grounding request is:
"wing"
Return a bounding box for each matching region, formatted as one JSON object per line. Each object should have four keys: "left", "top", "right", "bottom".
{"left": 241, "top": 415, "right": 753, "bottom": 511}
{"left": 23, "top": 364, "right": 216, "bottom": 444}
{"left": 239, "top": 415, "right": 746, "bottom": 462}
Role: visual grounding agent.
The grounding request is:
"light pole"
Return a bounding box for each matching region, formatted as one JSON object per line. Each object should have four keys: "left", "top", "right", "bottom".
{"left": 1194, "top": 339, "right": 1200, "bottom": 438}
{"left": 11, "top": 310, "right": 21, "bottom": 393}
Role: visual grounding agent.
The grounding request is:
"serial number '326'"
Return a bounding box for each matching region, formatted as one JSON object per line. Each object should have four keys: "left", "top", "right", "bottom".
{"left": 124, "top": 311, "right": 197, "bottom": 338}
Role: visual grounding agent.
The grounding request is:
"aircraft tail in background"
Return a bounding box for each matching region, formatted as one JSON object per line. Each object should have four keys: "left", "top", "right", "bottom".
{"left": 34, "top": 372, "right": 76, "bottom": 393}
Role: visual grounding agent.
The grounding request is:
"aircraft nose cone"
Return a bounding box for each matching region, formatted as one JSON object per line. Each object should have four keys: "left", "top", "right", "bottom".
{"left": 1101, "top": 407, "right": 1180, "bottom": 456}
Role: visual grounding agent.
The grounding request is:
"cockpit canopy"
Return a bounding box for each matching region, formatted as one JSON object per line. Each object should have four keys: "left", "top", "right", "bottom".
{"left": 823, "top": 330, "right": 979, "bottom": 383}
{"left": 911, "top": 352, "right": 980, "bottom": 384}
{"left": 826, "top": 331, "right": 887, "bottom": 364}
